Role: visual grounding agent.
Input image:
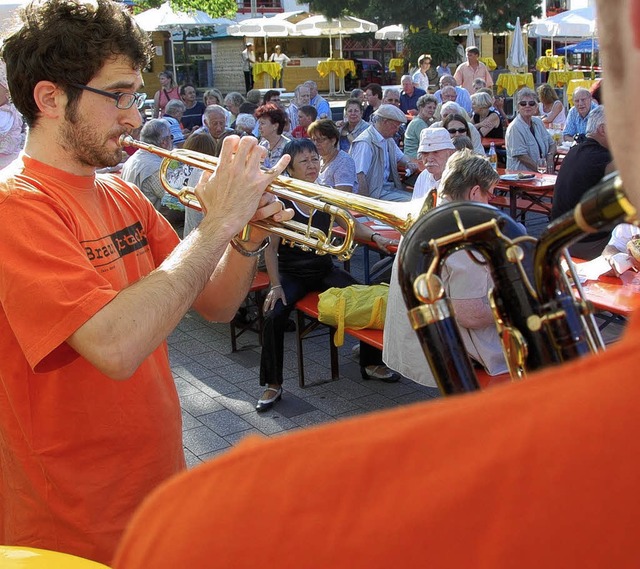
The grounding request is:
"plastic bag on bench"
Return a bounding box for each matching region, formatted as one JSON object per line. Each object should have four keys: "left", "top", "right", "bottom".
{"left": 318, "top": 284, "right": 389, "bottom": 347}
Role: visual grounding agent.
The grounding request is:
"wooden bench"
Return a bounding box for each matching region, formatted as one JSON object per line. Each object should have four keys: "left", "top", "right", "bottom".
{"left": 489, "top": 194, "right": 551, "bottom": 220}
{"left": 229, "top": 271, "right": 270, "bottom": 352}
{"left": 294, "top": 291, "right": 510, "bottom": 391}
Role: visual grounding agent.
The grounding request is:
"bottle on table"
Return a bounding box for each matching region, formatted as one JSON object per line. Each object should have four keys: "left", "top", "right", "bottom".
{"left": 487, "top": 142, "right": 497, "bottom": 171}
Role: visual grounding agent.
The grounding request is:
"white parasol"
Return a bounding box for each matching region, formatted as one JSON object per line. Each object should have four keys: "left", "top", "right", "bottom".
{"left": 135, "top": 2, "right": 232, "bottom": 81}
{"left": 295, "top": 15, "right": 377, "bottom": 59}
{"left": 375, "top": 24, "right": 405, "bottom": 41}
{"left": 506, "top": 17, "right": 528, "bottom": 72}
{"left": 227, "top": 17, "right": 297, "bottom": 60}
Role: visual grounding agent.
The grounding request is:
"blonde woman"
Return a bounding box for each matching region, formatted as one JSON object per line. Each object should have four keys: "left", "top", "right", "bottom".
{"left": 537, "top": 83, "right": 566, "bottom": 128}
{"left": 471, "top": 91, "right": 503, "bottom": 138}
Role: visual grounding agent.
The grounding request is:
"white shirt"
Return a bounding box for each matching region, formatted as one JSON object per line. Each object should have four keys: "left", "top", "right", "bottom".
{"left": 269, "top": 52, "right": 291, "bottom": 67}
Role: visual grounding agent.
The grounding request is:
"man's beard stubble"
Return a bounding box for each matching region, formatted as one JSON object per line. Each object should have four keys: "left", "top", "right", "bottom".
{"left": 59, "top": 102, "right": 125, "bottom": 169}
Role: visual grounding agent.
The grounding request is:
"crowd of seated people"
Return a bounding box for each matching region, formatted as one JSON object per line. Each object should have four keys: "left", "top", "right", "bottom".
{"left": 118, "top": 79, "right": 615, "bottom": 398}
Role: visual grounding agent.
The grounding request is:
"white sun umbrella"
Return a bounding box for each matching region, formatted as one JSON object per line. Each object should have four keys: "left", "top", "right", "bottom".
{"left": 227, "top": 17, "right": 297, "bottom": 59}
{"left": 506, "top": 17, "right": 528, "bottom": 72}
{"left": 448, "top": 22, "right": 482, "bottom": 49}
{"left": 528, "top": 6, "right": 597, "bottom": 52}
{"left": 466, "top": 25, "right": 476, "bottom": 48}
{"left": 135, "top": 2, "right": 231, "bottom": 81}
{"left": 375, "top": 24, "right": 405, "bottom": 41}
{"left": 296, "top": 15, "right": 377, "bottom": 59}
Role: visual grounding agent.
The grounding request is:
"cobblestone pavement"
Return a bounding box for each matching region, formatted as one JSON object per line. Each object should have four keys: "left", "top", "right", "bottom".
{"left": 172, "top": 213, "right": 625, "bottom": 468}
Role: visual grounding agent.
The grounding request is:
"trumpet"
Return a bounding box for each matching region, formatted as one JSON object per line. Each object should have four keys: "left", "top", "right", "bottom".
{"left": 119, "top": 135, "right": 434, "bottom": 260}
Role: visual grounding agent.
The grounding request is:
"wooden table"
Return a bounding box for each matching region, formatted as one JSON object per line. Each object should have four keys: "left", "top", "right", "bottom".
{"left": 481, "top": 137, "right": 505, "bottom": 149}
{"left": 496, "top": 73, "right": 534, "bottom": 96}
{"left": 578, "top": 269, "right": 640, "bottom": 317}
{"left": 494, "top": 170, "right": 556, "bottom": 220}
{"left": 316, "top": 59, "right": 356, "bottom": 95}
{"left": 253, "top": 62, "right": 281, "bottom": 89}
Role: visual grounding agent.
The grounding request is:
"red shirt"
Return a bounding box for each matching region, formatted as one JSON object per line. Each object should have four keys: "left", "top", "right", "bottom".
{"left": 0, "top": 157, "right": 185, "bottom": 565}
{"left": 115, "top": 308, "right": 640, "bottom": 568}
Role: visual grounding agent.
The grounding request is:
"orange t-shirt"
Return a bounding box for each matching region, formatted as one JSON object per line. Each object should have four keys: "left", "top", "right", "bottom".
{"left": 0, "top": 157, "right": 185, "bottom": 565}
{"left": 115, "top": 311, "right": 640, "bottom": 568}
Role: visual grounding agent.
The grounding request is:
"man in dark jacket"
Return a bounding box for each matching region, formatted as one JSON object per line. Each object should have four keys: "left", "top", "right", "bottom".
{"left": 551, "top": 105, "right": 614, "bottom": 259}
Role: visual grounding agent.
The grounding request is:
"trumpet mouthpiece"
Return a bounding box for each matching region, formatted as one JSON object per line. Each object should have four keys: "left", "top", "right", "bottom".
{"left": 119, "top": 134, "right": 135, "bottom": 147}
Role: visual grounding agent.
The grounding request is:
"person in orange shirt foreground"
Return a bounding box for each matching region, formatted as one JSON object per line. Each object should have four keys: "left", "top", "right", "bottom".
{"left": 0, "top": 0, "right": 292, "bottom": 565}
{"left": 113, "top": 0, "right": 640, "bottom": 566}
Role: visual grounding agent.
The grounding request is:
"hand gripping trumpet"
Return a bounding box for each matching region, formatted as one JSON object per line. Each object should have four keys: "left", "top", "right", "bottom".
{"left": 397, "top": 173, "right": 636, "bottom": 395}
{"left": 119, "top": 135, "right": 435, "bottom": 259}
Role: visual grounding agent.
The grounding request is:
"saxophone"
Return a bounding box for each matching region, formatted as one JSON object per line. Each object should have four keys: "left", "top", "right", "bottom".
{"left": 397, "top": 173, "right": 636, "bottom": 395}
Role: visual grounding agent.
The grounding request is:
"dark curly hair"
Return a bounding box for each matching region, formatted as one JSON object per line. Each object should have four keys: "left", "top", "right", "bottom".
{"left": 255, "top": 103, "right": 286, "bottom": 135}
{"left": 1, "top": 0, "right": 152, "bottom": 126}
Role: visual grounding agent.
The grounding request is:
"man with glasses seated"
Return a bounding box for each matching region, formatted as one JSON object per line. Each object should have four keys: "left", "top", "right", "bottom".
{"left": 564, "top": 88, "right": 599, "bottom": 143}
{"left": 382, "top": 87, "right": 407, "bottom": 147}
{"left": 0, "top": 0, "right": 292, "bottom": 563}
{"left": 434, "top": 74, "right": 473, "bottom": 115}
{"left": 120, "top": 118, "right": 173, "bottom": 210}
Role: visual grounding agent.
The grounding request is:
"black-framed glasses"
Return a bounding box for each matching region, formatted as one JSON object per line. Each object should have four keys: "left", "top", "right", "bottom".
{"left": 447, "top": 127, "right": 467, "bottom": 134}
{"left": 70, "top": 83, "right": 147, "bottom": 110}
{"left": 518, "top": 101, "right": 537, "bottom": 107}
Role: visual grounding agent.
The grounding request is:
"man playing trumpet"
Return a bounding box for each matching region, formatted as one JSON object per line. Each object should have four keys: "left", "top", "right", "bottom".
{"left": 113, "top": 0, "right": 640, "bottom": 566}
{"left": 0, "top": 0, "right": 291, "bottom": 564}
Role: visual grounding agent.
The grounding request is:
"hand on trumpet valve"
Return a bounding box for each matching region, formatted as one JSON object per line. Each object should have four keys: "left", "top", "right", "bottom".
{"left": 194, "top": 135, "right": 291, "bottom": 241}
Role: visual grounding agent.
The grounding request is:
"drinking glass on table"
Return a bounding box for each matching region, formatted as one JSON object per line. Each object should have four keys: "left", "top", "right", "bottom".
{"left": 537, "top": 158, "right": 548, "bottom": 174}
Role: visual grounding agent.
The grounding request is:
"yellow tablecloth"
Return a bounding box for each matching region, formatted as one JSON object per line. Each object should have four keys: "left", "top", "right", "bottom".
{"left": 252, "top": 61, "right": 281, "bottom": 82}
{"left": 388, "top": 58, "right": 404, "bottom": 76}
{"left": 567, "top": 79, "right": 596, "bottom": 106}
{"left": 536, "top": 56, "right": 566, "bottom": 72}
{"left": 547, "top": 70, "right": 585, "bottom": 88}
{"left": 316, "top": 59, "right": 356, "bottom": 79}
{"left": 480, "top": 57, "right": 497, "bottom": 71}
{"left": 496, "top": 73, "right": 535, "bottom": 96}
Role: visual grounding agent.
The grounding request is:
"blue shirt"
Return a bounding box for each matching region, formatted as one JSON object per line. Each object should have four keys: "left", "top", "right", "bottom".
{"left": 564, "top": 101, "right": 598, "bottom": 138}
{"left": 311, "top": 95, "right": 331, "bottom": 120}
{"left": 400, "top": 88, "right": 427, "bottom": 113}
{"left": 434, "top": 86, "right": 473, "bottom": 114}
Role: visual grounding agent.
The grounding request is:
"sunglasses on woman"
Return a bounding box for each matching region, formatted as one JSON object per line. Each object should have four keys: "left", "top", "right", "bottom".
{"left": 447, "top": 127, "right": 467, "bottom": 134}
{"left": 519, "top": 101, "right": 537, "bottom": 107}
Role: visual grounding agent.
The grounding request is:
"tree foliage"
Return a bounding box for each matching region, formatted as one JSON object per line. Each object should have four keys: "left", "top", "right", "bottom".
{"left": 404, "top": 29, "right": 458, "bottom": 69}
{"left": 308, "top": 0, "right": 542, "bottom": 33}
{"left": 134, "top": 0, "right": 238, "bottom": 19}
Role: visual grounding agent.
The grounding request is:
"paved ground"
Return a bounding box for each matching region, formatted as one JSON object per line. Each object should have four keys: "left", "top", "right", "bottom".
{"left": 171, "top": 212, "right": 626, "bottom": 468}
